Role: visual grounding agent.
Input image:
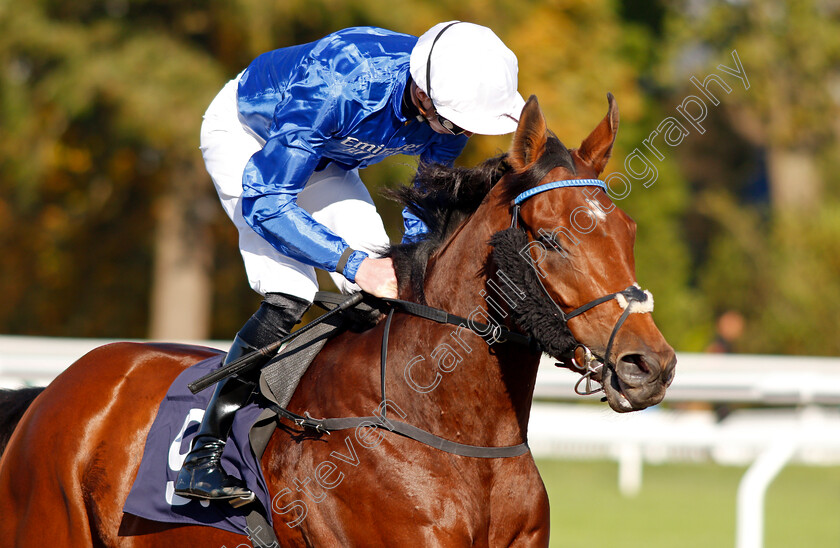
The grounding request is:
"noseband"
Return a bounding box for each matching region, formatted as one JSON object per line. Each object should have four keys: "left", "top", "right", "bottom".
{"left": 508, "top": 179, "right": 654, "bottom": 396}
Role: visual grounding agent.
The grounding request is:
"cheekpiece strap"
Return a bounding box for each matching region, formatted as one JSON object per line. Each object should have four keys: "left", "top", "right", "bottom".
{"left": 510, "top": 204, "right": 520, "bottom": 229}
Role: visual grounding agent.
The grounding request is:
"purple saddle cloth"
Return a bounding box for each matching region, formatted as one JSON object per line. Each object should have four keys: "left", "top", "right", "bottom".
{"left": 123, "top": 353, "right": 274, "bottom": 535}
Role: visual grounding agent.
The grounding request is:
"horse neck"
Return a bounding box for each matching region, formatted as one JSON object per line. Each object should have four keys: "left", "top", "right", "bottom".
{"left": 407, "top": 194, "right": 542, "bottom": 446}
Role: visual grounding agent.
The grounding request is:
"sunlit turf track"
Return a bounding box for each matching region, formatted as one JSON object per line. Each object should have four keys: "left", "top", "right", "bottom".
{"left": 536, "top": 459, "right": 840, "bottom": 548}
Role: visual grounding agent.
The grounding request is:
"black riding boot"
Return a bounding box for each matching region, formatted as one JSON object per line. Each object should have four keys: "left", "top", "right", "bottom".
{"left": 174, "top": 292, "right": 310, "bottom": 502}
{"left": 173, "top": 335, "right": 258, "bottom": 501}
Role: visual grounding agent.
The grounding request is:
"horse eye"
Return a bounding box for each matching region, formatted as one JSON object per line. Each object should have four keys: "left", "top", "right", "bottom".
{"left": 538, "top": 234, "right": 566, "bottom": 255}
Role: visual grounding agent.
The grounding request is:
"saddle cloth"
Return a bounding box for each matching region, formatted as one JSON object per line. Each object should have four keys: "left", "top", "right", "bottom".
{"left": 123, "top": 293, "right": 379, "bottom": 542}
{"left": 122, "top": 353, "right": 274, "bottom": 535}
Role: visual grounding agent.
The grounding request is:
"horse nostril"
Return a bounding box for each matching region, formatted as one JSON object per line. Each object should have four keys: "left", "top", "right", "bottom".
{"left": 615, "top": 353, "right": 654, "bottom": 387}
{"left": 626, "top": 353, "right": 650, "bottom": 373}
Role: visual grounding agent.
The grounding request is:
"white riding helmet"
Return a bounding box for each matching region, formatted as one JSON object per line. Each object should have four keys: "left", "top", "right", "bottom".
{"left": 410, "top": 21, "right": 526, "bottom": 136}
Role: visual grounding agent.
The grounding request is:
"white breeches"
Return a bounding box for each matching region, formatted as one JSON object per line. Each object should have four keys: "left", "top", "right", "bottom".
{"left": 199, "top": 75, "right": 391, "bottom": 302}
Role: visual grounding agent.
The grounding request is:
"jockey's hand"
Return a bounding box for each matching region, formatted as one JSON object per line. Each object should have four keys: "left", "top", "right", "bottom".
{"left": 354, "top": 257, "right": 398, "bottom": 299}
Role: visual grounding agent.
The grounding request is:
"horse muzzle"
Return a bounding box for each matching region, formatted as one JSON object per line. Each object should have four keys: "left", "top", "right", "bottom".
{"left": 601, "top": 349, "right": 676, "bottom": 412}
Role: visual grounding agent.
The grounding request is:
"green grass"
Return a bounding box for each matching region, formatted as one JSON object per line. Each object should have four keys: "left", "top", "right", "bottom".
{"left": 535, "top": 459, "right": 840, "bottom": 548}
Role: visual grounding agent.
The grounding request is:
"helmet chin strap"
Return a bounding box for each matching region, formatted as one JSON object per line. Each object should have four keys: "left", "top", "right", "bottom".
{"left": 425, "top": 21, "right": 463, "bottom": 105}
{"left": 405, "top": 81, "right": 438, "bottom": 126}
{"left": 414, "top": 89, "right": 434, "bottom": 123}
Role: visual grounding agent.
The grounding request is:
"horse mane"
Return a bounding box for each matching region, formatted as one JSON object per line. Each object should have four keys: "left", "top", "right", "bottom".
{"left": 0, "top": 387, "right": 45, "bottom": 458}
{"left": 387, "top": 133, "right": 575, "bottom": 303}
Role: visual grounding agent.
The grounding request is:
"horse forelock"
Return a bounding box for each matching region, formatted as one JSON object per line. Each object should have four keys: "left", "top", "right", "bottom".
{"left": 386, "top": 135, "right": 575, "bottom": 303}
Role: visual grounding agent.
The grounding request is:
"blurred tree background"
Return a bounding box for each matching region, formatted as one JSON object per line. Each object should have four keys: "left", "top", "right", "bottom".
{"left": 0, "top": 0, "right": 837, "bottom": 355}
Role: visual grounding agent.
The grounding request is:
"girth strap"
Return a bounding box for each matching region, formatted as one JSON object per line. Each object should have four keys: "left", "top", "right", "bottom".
{"left": 267, "top": 404, "right": 529, "bottom": 458}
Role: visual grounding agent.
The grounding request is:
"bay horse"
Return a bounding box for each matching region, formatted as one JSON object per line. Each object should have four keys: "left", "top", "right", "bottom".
{"left": 0, "top": 94, "right": 675, "bottom": 547}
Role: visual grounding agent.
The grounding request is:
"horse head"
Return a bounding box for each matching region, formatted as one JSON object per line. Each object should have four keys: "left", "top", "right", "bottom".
{"left": 495, "top": 94, "right": 676, "bottom": 412}
{"left": 391, "top": 93, "right": 675, "bottom": 414}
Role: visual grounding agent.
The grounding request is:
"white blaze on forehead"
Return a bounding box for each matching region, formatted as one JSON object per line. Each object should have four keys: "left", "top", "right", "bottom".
{"left": 585, "top": 199, "right": 608, "bottom": 221}
{"left": 615, "top": 282, "right": 654, "bottom": 314}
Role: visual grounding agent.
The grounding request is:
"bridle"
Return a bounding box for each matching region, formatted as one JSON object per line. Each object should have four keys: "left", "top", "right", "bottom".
{"left": 510, "top": 179, "right": 654, "bottom": 396}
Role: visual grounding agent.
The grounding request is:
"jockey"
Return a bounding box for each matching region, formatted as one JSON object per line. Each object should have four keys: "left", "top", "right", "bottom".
{"left": 174, "top": 21, "right": 526, "bottom": 502}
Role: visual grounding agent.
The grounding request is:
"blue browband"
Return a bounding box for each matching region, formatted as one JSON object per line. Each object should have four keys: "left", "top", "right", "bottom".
{"left": 512, "top": 179, "right": 608, "bottom": 205}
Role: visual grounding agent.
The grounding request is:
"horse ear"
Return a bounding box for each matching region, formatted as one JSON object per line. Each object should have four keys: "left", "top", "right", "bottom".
{"left": 509, "top": 95, "right": 547, "bottom": 172}
{"left": 575, "top": 92, "right": 619, "bottom": 174}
